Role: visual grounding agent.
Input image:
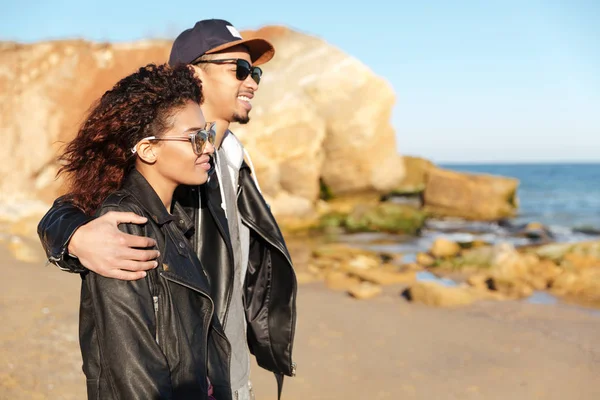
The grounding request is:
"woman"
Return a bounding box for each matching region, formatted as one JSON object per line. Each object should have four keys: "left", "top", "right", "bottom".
{"left": 58, "top": 63, "right": 230, "bottom": 399}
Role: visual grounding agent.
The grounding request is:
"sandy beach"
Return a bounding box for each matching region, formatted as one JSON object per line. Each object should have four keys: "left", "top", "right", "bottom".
{"left": 1, "top": 237, "right": 599, "bottom": 400}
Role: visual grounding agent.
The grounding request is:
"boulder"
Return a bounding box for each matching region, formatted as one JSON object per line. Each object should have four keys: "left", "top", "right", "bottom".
{"left": 234, "top": 27, "right": 406, "bottom": 210}
{"left": 0, "top": 26, "right": 406, "bottom": 219}
{"left": 430, "top": 238, "right": 461, "bottom": 258}
{"left": 325, "top": 270, "right": 362, "bottom": 291}
{"left": 0, "top": 40, "right": 173, "bottom": 208}
{"left": 344, "top": 203, "right": 426, "bottom": 235}
{"left": 550, "top": 269, "right": 600, "bottom": 306}
{"left": 345, "top": 268, "right": 416, "bottom": 286}
{"left": 347, "top": 282, "right": 383, "bottom": 300}
{"left": 403, "top": 282, "right": 481, "bottom": 308}
{"left": 423, "top": 167, "right": 519, "bottom": 221}
{"left": 393, "top": 156, "right": 435, "bottom": 193}
{"left": 416, "top": 252, "right": 435, "bottom": 267}
{"left": 466, "top": 274, "right": 490, "bottom": 291}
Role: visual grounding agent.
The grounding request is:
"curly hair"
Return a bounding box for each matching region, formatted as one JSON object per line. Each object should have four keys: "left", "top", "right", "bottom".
{"left": 58, "top": 63, "right": 203, "bottom": 215}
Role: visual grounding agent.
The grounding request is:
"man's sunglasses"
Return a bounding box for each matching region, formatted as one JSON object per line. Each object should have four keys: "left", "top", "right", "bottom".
{"left": 195, "top": 58, "right": 262, "bottom": 84}
{"left": 131, "top": 121, "right": 216, "bottom": 155}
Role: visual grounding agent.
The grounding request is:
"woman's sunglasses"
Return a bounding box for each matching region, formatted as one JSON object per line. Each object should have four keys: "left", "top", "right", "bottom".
{"left": 131, "top": 121, "right": 216, "bottom": 155}
{"left": 195, "top": 58, "right": 262, "bottom": 84}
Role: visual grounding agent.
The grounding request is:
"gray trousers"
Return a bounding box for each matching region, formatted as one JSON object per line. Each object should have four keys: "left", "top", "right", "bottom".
{"left": 234, "top": 381, "right": 255, "bottom": 400}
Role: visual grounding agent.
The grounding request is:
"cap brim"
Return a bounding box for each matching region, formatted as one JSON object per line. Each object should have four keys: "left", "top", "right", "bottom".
{"left": 205, "top": 38, "right": 275, "bottom": 66}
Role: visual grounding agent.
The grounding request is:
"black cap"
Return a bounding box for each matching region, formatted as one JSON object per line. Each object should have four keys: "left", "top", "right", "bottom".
{"left": 169, "top": 19, "right": 275, "bottom": 66}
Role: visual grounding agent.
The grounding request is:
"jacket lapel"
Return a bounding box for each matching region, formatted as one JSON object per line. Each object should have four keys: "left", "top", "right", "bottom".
{"left": 204, "top": 173, "right": 232, "bottom": 244}
{"left": 160, "top": 230, "right": 212, "bottom": 296}
{"left": 237, "top": 162, "right": 293, "bottom": 262}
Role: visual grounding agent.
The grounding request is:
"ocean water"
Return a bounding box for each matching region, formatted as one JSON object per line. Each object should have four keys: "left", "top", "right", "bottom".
{"left": 442, "top": 163, "right": 600, "bottom": 231}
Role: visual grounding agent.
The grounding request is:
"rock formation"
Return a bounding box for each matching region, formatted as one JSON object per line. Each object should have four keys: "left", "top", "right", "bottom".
{"left": 0, "top": 26, "right": 404, "bottom": 219}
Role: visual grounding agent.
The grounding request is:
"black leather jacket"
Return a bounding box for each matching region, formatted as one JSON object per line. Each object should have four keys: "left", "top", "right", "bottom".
{"left": 80, "top": 170, "right": 231, "bottom": 400}
{"left": 38, "top": 162, "right": 297, "bottom": 395}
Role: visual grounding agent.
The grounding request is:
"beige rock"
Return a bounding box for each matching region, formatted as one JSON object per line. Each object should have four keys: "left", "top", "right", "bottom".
{"left": 312, "top": 257, "right": 339, "bottom": 271}
{"left": 466, "top": 274, "right": 490, "bottom": 291}
{"left": 562, "top": 253, "right": 600, "bottom": 270}
{"left": 528, "top": 259, "right": 562, "bottom": 287}
{"left": 570, "top": 241, "right": 600, "bottom": 259}
{"left": 345, "top": 255, "right": 380, "bottom": 270}
{"left": 265, "top": 191, "right": 315, "bottom": 218}
{"left": 532, "top": 242, "right": 575, "bottom": 262}
{"left": 430, "top": 238, "right": 461, "bottom": 258}
{"left": 394, "top": 156, "right": 436, "bottom": 193}
{"left": 320, "top": 192, "right": 381, "bottom": 216}
{"left": 416, "top": 252, "right": 435, "bottom": 267}
{"left": 404, "top": 282, "right": 478, "bottom": 308}
{"left": 455, "top": 239, "right": 600, "bottom": 306}
{"left": 490, "top": 243, "right": 530, "bottom": 281}
{"left": 296, "top": 271, "right": 320, "bottom": 285}
{"left": 307, "top": 264, "right": 325, "bottom": 277}
{"left": 459, "top": 245, "right": 494, "bottom": 268}
{"left": 487, "top": 277, "right": 533, "bottom": 299}
{"left": 347, "top": 282, "right": 383, "bottom": 300}
{"left": 423, "top": 167, "right": 519, "bottom": 221}
{"left": 470, "top": 240, "right": 489, "bottom": 249}
{"left": 486, "top": 243, "right": 536, "bottom": 298}
{"left": 402, "top": 262, "right": 424, "bottom": 271}
{"left": 550, "top": 268, "right": 600, "bottom": 305}
{"left": 525, "top": 222, "right": 545, "bottom": 231}
{"left": 550, "top": 271, "right": 580, "bottom": 296}
{"left": 325, "top": 271, "right": 361, "bottom": 291}
{"left": 314, "top": 243, "right": 371, "bottom": 259}
{"left": 233, "top": 28, "right": 405, "bottom": 201}
{"left": 6, "top": 236, "right": 44, "bottom": 264}
{"left": 346, "top": 268, "right": 416, "bottom": 286}
{"left": 0, "top": 40, "right": 173, "bottom": 207}
{"left": 278, "top": 216, "right": 320, "bottom": 234}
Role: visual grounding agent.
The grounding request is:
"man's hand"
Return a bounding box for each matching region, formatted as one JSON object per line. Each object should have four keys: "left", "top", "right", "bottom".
{"left": 68, "top": 211, "right": 159, "bottom": 280}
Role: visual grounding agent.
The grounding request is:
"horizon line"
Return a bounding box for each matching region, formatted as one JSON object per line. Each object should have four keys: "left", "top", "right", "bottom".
{"left": 437, "top": 160, "right": 600, "bottom": 165}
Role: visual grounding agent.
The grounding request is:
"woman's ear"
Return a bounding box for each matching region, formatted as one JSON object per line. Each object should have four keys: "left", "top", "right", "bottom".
{"left": 136, "top": 140, "right": 158, "bottom": 164}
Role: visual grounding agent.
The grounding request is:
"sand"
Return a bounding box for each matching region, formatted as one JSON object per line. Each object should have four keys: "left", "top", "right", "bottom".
{"left": 1, "top": 242, "right": 599, "bottom": 400}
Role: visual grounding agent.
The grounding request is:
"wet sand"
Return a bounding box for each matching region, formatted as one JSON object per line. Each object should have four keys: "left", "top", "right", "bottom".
{"left": 1, "top": 243, "right": 599, "bottom": 400}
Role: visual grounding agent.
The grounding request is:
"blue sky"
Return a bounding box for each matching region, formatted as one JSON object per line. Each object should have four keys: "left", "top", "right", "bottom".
{"left": 2, "top": 0, "right": 599, "bottom": 163}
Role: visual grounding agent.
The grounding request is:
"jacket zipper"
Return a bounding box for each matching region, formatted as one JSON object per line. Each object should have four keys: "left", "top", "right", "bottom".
{"left": 206, "top": 200, "right": 235, "bottom": 326}
{"left": 160, "top": 273, "right": 232, "bottom": 386}
{"left": 239, "top": 215, "right": 298, "bottom": 376}
{"left": 153, "top": 295, "right": 159, "bottom": 345}
{"left": 146, "top": 257, "right": 160, "bottom": 346}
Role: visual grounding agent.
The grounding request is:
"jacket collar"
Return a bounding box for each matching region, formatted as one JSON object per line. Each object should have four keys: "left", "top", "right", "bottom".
{"left": 121, "top": 169, "right": 194, "bottom": 235}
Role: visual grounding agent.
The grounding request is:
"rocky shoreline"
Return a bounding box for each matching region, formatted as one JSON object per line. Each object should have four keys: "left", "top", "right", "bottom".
{"left": 284, "top": 227, "right": 600, "bottom": 310}
{"left": 277, "top": 158, "right": 600, "bottom": 311}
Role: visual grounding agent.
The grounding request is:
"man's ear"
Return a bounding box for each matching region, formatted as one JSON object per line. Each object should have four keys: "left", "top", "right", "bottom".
{"left": 136, "top": 140, "right": 158, "bottom": 164}
{"left": 190, "top": 64, "right": 204, "bottom": 80}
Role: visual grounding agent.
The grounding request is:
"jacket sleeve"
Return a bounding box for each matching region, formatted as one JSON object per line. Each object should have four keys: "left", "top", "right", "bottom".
{"left": 82, "top": 202, "right": 173, "bottom": 398}
{"left": 37, "top": 195, "right": 93, "bottom": 273}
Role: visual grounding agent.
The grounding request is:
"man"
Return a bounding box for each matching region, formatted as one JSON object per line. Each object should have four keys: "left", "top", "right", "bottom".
{"left": 37, "top": 19, "right": 297, "bottom": 400}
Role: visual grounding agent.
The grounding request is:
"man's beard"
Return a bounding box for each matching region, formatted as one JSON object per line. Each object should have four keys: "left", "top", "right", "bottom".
{"left": 232, "top": 112, "right": 250, "bottom": 124}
